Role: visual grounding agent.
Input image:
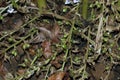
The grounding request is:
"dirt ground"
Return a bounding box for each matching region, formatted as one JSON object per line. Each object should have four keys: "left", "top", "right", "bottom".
{"left": 0, "top": 0, "right": 120, "bottom": 80}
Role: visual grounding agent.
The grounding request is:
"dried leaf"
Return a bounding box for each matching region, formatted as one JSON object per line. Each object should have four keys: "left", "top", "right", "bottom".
{"left": 17, "top": 69, "right": 26, "bottom": 75}
{"left": 48, "top": 71, "right": 70, "bottom": 80}
{"left": 0, "top": 54, "right": 9, "bottom": 80}
{"left": 106, "top": 16, "right": 120, "bottom": 32}
{"left": 90, "top": 61, "right": 108, "bottom": 79}
{"left": 0, "top": 51, "right": 14, "bottom": 80}
{"left": 39, "top": 27, "right": 52, "bottom": 39}
{"left": 31, "top": 23, "right": 60, "bottom": 43}
{"left": 0, "top": 14, "right": 23, "bottom": 31}
{"left": 29, "top": 32, "right": 46, "bottom": 43}
{"left": 51, "top": 60, "right": 61, "bottom": 69}
{"left": 0, "top": 52, "right": 6, "bottom": 79}
{"left": 41, "top": 40, "right": 52, "bottom": 58}
{"left": 51, "top": 56, "right": 62, "bottom": 68}
{"left": 51, "top": 23, "right": 60, "bottom": 43}
{"left": 105, "top": 24, "right": 120, "bottom": 32}
{"left": 0, "top": 0, "right": 7, "bottom": 7}
{"left": 0, "top": 65, "right": 8, "bottom": 80}
{"left": 29, "top": 26, "right": 52, "bottom": 43}
{"left": 29, "top": 48, "right": 36, "bottom": 56}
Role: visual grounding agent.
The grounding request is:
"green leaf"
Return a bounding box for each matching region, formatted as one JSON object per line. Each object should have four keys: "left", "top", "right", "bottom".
{"left": 23, "top": 43, "right": 30, "bottom": 49}
{"left": 37, "top": 0, "right": 46, "bottom": 14}
{"left": 8, "top": 37, "right": 14, "bottom": 43}
{"left": 62, "top": 45, "right": 67, "bottom": 49}
{"left": 63, "top": 8, "right": 67, "bottom": 13}
{"left": 12, "top": 49, "right": 17, "bottom": 56}
{"left": 0, "top": 15, "right": 3, "bottom": 20}
{"left": 11, "top": 0, "right": 18, "bottom": 8}
{"left": 118, "top": 47, "right": 120, "bottom": 50}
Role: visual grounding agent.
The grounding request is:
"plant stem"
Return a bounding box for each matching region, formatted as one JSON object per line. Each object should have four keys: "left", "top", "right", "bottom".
{"left": 61, "top": 16, "right": 75, "bottom": 71}
{"left": 0, "top": 16, "right": 38, "bottom": 41}
{"left": 3, "top": 28, "right": 37, "bottom": 53}
{"left": 82, "top": 0, "right": 88, "bottom": 19}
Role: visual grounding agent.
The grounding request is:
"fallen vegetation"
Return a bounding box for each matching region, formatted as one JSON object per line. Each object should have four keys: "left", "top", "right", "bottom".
{"left": 0, "top": 0, "right": 120, "bottom": 80}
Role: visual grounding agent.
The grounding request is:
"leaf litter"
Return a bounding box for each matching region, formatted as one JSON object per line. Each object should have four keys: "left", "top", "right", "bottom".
{"left": 0, "top": 0, "right": 120, "bottom": 80}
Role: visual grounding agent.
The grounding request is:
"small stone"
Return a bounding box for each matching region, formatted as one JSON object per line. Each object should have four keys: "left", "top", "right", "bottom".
{"left": 7, "top": 6, "right": 14, "bottom": 13}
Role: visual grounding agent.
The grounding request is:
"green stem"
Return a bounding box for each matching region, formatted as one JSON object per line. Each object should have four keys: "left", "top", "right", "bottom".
{"left": 61, "top": 17, "right": 75, "bottom": 71}
{"left": 82, "top": 0, "right": 88, "bottom": 19}
{"left": 81, "top": 27, "right": 90, "bottom": 79}
{"left": 3, "top": 28, "right": 37, "bottom": 53}
{"left": 0, "top": 16, "right": 38, "bottom": 41}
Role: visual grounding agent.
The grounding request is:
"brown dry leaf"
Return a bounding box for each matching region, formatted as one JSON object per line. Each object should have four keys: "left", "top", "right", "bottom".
{"left": 90, "top": 61, "right": 108, "bottom": 80}
{"left": 0, "top": 53, "right": 8, "bottom": 80}
{"left": 29, "top": 32, "right": 46, "bottom": 43}
{"left": 30, "top": 26, "right": 52, "bottom": 43}
{"left": 29, "top": 48, "right": 36, "bottom": 56}
{"left": 51, "top": 55, "right": 63, "bottom": 69}
{"left": 29, "top": 27, "right": 51, "bottom": 43}
{"left": 39, "top": 27, "right": 52, "bottom": 39}
{"left": 0, "top": 65, "right": 8, "bottom": 80}
{"left": 31, "top": 23, "right": 60, "bottom": 43}
{"left": 51, "top": 23, "right": 60, "bottom": 43}
{"left": 105, "top": 24, "right": 120, "bottom": 32}
{"left": 0, "top": 55, "right": 8, "bottom": 80}
{"left": 51, "top": 59, "right": 62, "bottom": 69}
{"left": 41, "top": 40, "right": 52, "bottom": 58}
{"left": 0, "top": 0, "right": 7, "bottom": 7}
{"left": 105, "top": 16, "right": 120, "bottom": 32}
{"left": 0, "top": 14, "right": 23, "bottom": 31}
{"left": 48, "top": 71, "right": 70, "bottom": 80}
{"left": 17, "top": 68, "right": 26, "bottom": 75}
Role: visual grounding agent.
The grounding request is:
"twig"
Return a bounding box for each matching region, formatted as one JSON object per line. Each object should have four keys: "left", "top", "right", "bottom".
{"left": 42, "top": 11, "right": 71, "bottom": 21}
{"left": 81, "top": 27, "right": 91, "bottom": 80}
{"left": 60, "top": 15, "right": 75, "bottom": 71}
{"left": 95, "top": 14, "right": 103, "bottom": 54}
{"left": 81, "top": 32, "right": 95, "bottom": 45}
